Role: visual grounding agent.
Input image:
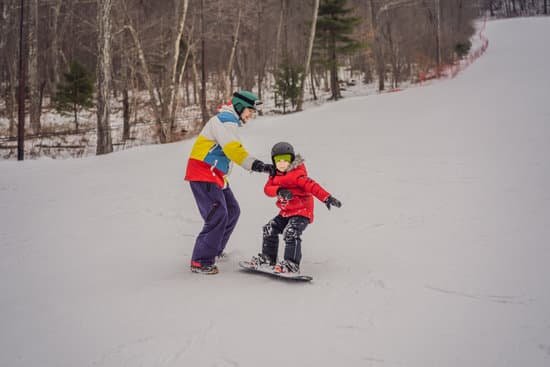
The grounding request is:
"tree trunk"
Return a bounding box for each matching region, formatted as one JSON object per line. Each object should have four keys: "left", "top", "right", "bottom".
{"left": 545, "top": 0, "right": 548, "bottom": 14}
{"left": 191, "top": 48, "right": 199, "bottom": 105}
{"left": 17, "top": 0, "right": 26, "bottom": 160}
{"left": 170, "top": 22, "right": 194, "bottom": 133}
{"left": 282, "top": 0, "right": 289, "bottom": 63}
{"left": 296, "top": 0, "right": 319, "bottom": 112}
{"left": 199, "top": 0, "right": 208, "bottom": 125}
{"left": 274, "top": 0, "right": 285, "bottom": 68}
{"left": 369, "top": 0, "right": 385, "bottom": 92}
{"left": 122, "top": 88, "right": 130, "bottom": 140}
{"left": 163, "top": 0, "right": 189, "bottom": 141}
{"left": 7, "top": 59, "right": 17, "bottom": 136}
{"left": 28, "top": 0, "right": 40, "bottom": 133}
{"left": 385, "top": 21, "right": 398, "bottom": 88}
{"left": 57, "top": 0, "right": 73, "bottom": 78}
{"left": 329, "top": 32, "right": 340, "bottom": 100}
{"left": 120, "top": 29, "right": 130, "bottom": 141}
{"left": 1, "top": 1, "right": 16, "bottom": 134}
{"left": 49, "top": 0, "right": 63, "bottom": 96}
{"left": 310, "top": 69, "right": 317, "bottom": 100}
{"left": 224, "top": 5, "right": 242, "bottom": 101}
{"left": 185, "top": 69, "right": 190, "bottom": 105}
{"left": 0, "top": 1, "right": 8, "bottom": 70}
{"left": 74, "top": 102, "right": 78, "bottom": 132}
{"left": 124, "top": 23, "right": 164, "bottom": 141}
{"left": 435, "top": 0, "right": 442, "bottom": 76}
{"left": 39, "top": 80, "right": 45, "bottom": 116}
{"left": 96, "top": 0, "right": 113, "bottom": 155}
{"left": 255, "top": 2, "right": 264, "bottom": 103}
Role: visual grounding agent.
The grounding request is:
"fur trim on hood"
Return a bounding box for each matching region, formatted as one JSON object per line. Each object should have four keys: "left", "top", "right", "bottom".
{"left": 287, "top": 154, "right": 304, "bottom": 171}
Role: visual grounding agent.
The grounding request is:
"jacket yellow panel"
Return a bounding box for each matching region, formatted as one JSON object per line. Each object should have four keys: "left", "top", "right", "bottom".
{"left": 222, "top": 141, "right": 249, "bottom": 165}
{"left": 189, "top": 135, "right": 216, "bottom": 161}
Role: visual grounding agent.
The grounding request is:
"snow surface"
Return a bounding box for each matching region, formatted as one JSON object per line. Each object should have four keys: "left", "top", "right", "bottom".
{"left": 1, "top": 17, "right": 550, "bottom": 367}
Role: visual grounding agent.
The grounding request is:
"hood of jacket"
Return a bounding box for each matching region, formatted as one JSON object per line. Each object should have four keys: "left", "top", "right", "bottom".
{"left": 218, "top": 104, "right": 242, "bottom": 126}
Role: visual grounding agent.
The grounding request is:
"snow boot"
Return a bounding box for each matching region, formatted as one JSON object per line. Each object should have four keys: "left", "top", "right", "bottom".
{"left": 249, "top": 253, "right": 275, "bottom": 269}
{"left": 273, "top": 259, "right": 300, "bottom": 274}
{"left": 190, "top": 261, "right": 219, "bottom": 275}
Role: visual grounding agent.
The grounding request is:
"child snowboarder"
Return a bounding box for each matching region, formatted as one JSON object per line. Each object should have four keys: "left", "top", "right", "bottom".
{"left": 249, "top": 142, "right": 342, "bottom": 274}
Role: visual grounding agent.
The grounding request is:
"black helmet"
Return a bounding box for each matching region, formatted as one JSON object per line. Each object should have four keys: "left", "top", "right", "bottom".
{"left": 271, "top": 142, "right": 295, "bottom": 162}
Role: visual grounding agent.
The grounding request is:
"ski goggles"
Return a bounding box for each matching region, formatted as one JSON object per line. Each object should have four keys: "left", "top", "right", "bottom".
{"left": 273, "top": 154, "right": 292, "bottom": 163}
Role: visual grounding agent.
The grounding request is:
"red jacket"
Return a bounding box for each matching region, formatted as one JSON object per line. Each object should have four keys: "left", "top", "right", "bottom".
{"left": 264, "top": 156, "right": 330, "bottom": 223}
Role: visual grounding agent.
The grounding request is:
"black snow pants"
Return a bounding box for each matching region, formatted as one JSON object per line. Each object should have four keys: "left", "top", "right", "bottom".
{"left": 262, "top": 215, "right": 309, "bottom": 265}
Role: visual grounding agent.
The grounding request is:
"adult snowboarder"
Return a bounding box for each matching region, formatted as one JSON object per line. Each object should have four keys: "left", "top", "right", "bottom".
{"left": 185, "top": 91, "right": 274, "bottom": 274}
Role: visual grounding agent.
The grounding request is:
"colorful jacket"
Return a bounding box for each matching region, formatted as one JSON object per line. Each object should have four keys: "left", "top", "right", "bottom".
{"left": 185, "top": 104, "right": 257, "bottom": 188}
{"left": 264, "top": 155, "right": 331, "bottom": 223}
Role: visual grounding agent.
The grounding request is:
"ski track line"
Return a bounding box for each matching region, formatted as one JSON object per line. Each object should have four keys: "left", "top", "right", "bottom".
{"left": 424, "top": 285, "right": 533, "bottom": 305}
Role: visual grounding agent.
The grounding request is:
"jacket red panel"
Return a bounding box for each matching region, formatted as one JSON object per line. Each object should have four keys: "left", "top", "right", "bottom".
{"left": 264, "top": 160, "right": 330, "bottom": 223}
{"left": 185, "top": 158, "right": 226, "bottom": 188}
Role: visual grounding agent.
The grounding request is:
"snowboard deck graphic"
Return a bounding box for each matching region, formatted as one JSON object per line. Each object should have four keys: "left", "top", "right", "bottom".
{"left": 239, "top": 261, "right": 313, "bottom": 282}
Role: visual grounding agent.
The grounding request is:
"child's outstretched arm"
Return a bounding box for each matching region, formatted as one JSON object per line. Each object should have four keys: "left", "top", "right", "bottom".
{"left": 296, "top": 175, "right": 342, "bottom": 210}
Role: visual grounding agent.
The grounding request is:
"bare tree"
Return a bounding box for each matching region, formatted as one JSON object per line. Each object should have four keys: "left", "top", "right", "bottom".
{"left": 199, "top": 0, "right": 208, "bottom": 124}
{"left": 369, "top": 0, "right": 386, "bottom": 91}
{"left": 96, "top": 0, "right": 113, "bottom": 155}
{"left": 47, "top": 0, "right": 64, "bottom": 96}
{"left": 28, "top": 0, "right": 40, "bottom": 132}
{"left": 1, "top": 0, "right": 18, "bottom": 135}
{"left": 429, "top": 0, "right": 442, "bottom": 75}
{"left": 121, "top": 0, "right": 189, "bottom": 143}
{"left": 163, "top": 0, "right": 189, "bottom": 138}
{"left": 254, "top": 1, "right": 269, "bottom": 102}
{"left": 223, "top": 2, "right": 242, "bottom": 101}
{"left": 297, "top": 0, "right": 320, "bottom": 111}
{"left": 17, "top": 0, "right": 26, "bottom": 160}
{"left": 117, "top": 25, "right": 132, "bottom": 141}
{"left": 274, "top": 0, "right": 286, "bottom": 69}
{"left": 170, "top": 20, "right": 195, "bottom": 132}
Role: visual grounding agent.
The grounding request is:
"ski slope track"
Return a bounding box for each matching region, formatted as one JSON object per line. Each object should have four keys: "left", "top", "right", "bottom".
{"left": 1, "top": 18, "right": 550, "bottom": 367}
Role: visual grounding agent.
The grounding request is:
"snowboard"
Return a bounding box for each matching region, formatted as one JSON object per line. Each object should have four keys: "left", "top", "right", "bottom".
{"left": 239, "top": 261, "right": 313, "bottom": 282}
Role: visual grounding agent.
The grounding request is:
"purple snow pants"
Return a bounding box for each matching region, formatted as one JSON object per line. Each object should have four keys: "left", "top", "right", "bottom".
{"left": 189, "top": 181, "right": 240, "bottom": 266}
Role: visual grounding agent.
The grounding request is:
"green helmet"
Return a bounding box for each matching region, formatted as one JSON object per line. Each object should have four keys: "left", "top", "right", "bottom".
{"left": 232, "top": 90, "right": 262, "bottom": 115}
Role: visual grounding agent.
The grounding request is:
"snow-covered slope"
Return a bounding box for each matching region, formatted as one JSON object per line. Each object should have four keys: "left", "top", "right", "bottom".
{"left": 1, "top": 18, "right": 550, "bottom": 367}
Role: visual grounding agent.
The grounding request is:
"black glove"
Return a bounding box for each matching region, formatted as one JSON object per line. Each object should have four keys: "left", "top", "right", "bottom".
{"left": 324, "top": 196, "right": 342, "bottom": 210}
{"left": 251, "top": 160, "right": 275, "bottom": 175}
{"left": 277, "top": 188, "right": 293, "bottom": 201}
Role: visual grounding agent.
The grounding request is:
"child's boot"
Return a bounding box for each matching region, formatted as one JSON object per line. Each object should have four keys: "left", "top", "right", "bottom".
{"left": 249, "top": 253, "right": 275, "bottom": 269}
{"left": 274, "top": 259, "right": 300, "bottom": 274}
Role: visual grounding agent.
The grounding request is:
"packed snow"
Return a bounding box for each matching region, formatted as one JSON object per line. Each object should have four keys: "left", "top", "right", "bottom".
{"left": 1, "top": 17, "right": 550, "bottom": 367}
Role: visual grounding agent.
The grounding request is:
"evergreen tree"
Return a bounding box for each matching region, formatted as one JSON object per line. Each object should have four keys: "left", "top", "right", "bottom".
{"left": 315, "top": 0, "right": 361, "bottom": 100}
{"left": 454, "top": 40, "right": 472, "bottom": 59}
{"left": 54, "top": 61, "right": 94, "bottom": 132}
{"left": 274, "top": 60, "right": 303, "bottom": 114}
